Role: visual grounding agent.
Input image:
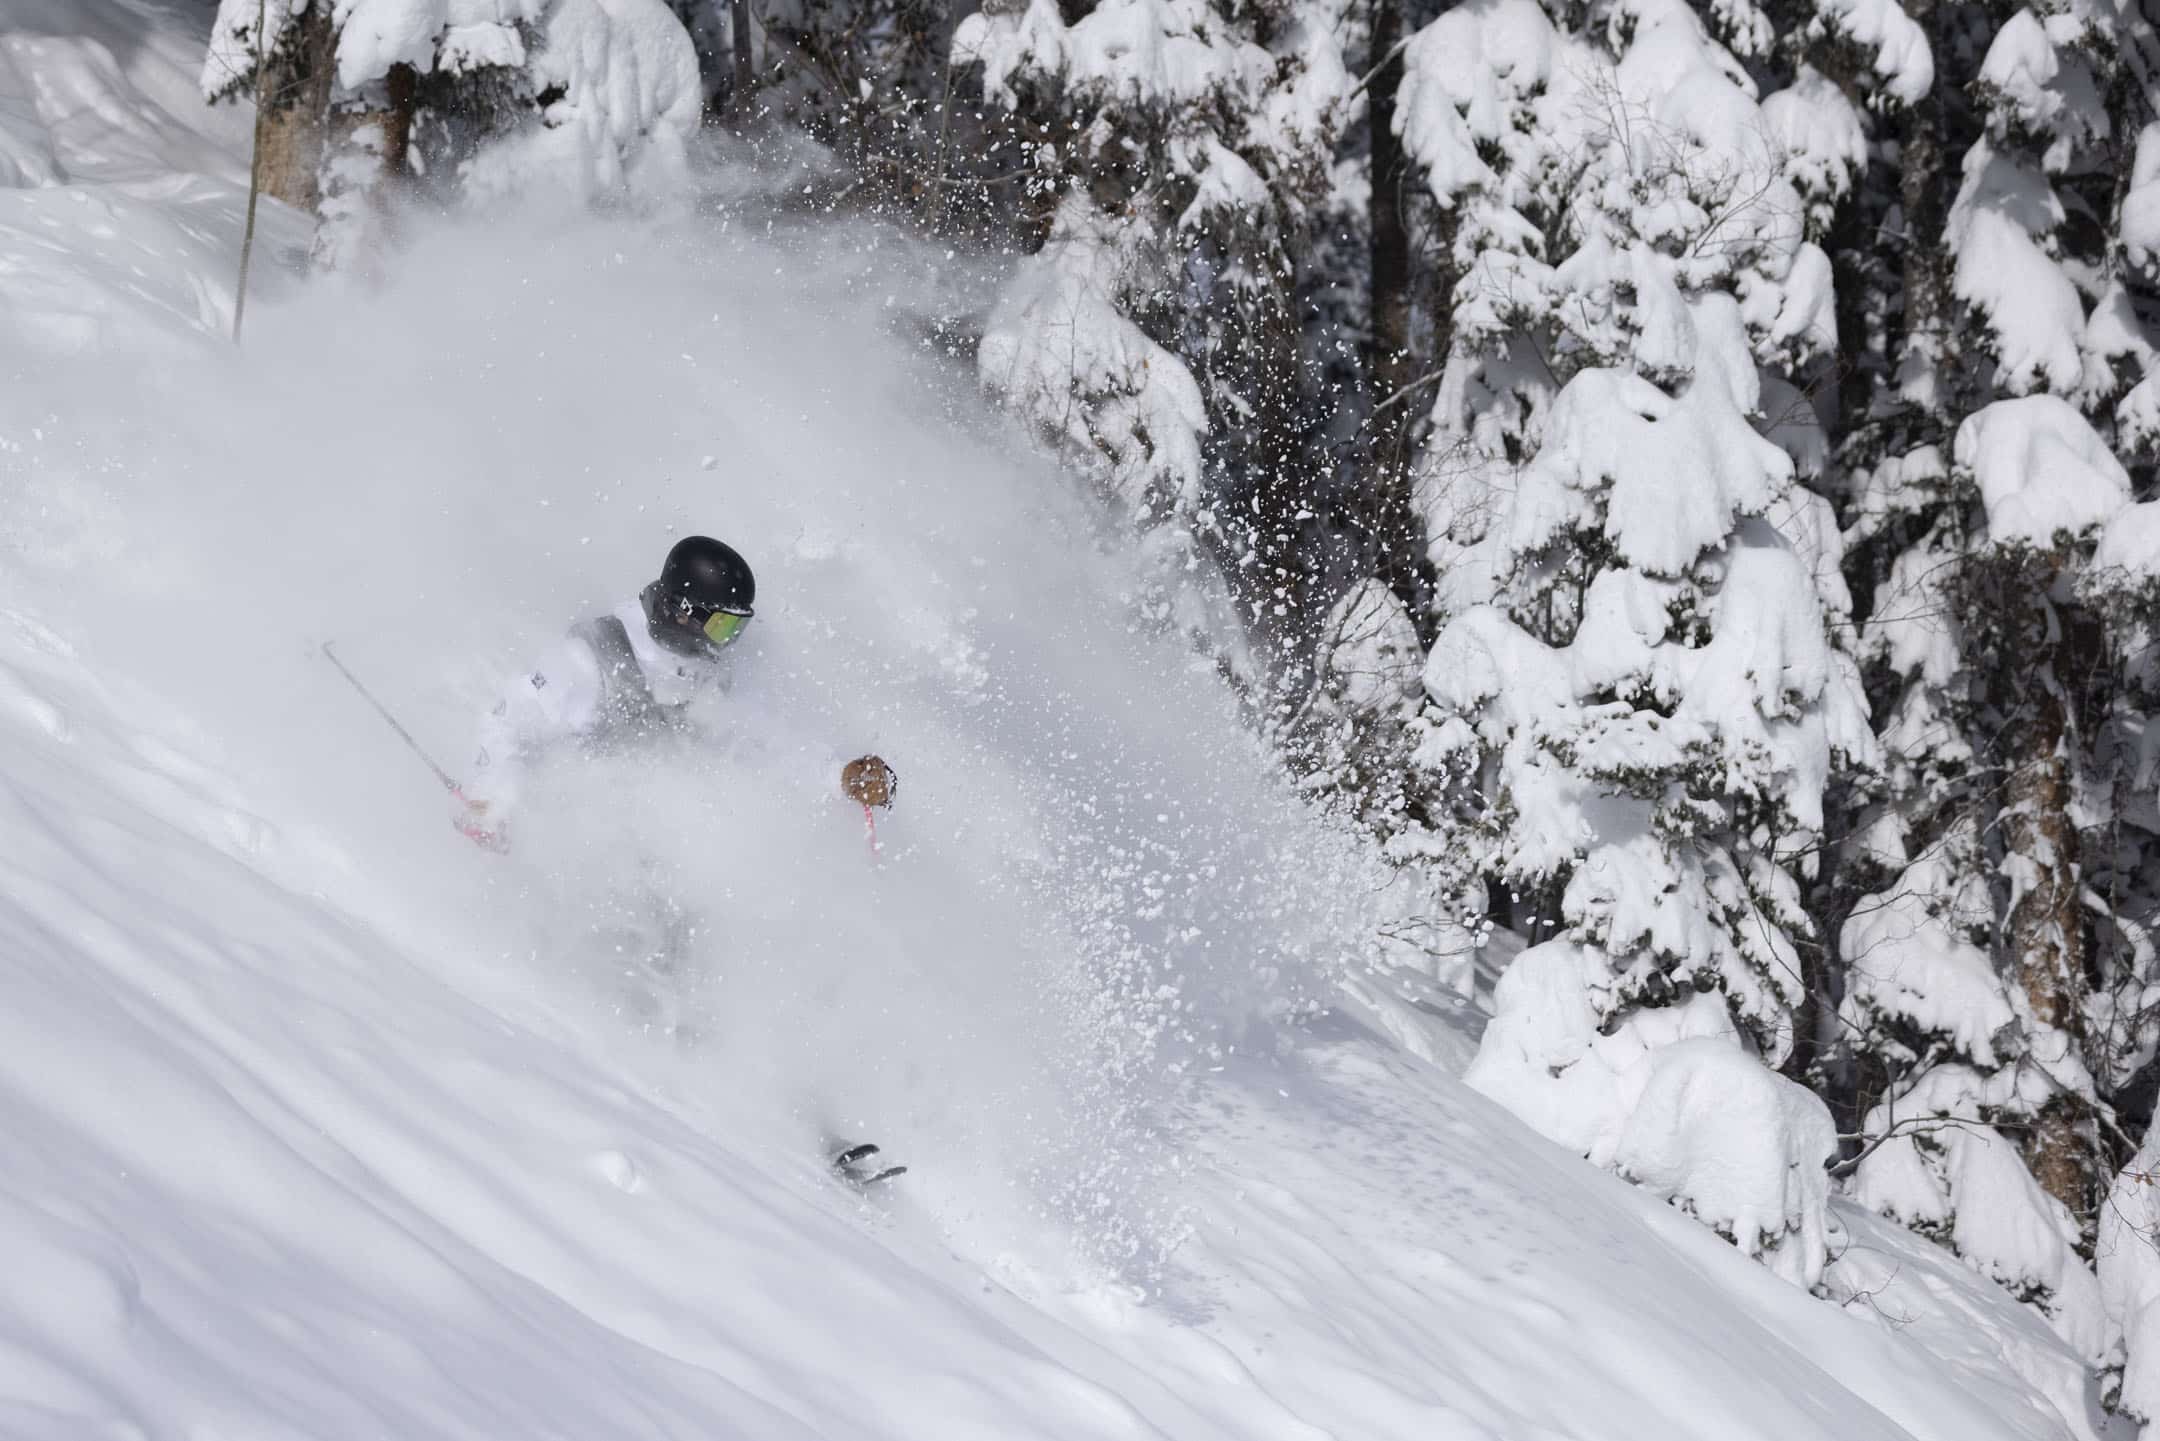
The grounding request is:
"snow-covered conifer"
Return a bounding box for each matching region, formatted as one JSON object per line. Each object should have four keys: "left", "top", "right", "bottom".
{"left": 1839, "top": 396, "right": 2152, "bottom": 1363}
{"left": 1827, "top": 0, "right": 2160, "bottom": 1360}
{"left": 1391, "top": 0, "right": 1879, "bottom": 1279}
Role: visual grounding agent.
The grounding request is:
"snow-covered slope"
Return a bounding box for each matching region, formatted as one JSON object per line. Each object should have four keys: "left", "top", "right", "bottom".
{"left": 0, "top": 0, "right": 310, "bottom": 352}
{"left": 0, "top": 3, "right": 2121, "bottom": 1437}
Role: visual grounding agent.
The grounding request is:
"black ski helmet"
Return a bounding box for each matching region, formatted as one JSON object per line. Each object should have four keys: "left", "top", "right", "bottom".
{"left": 643, "top": 535, "right": 755, "bottom": 655}
{"left": 657, "top": 535, "right": 755, "bottom": 613}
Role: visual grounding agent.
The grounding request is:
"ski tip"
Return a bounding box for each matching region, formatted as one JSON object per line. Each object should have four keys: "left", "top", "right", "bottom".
{"left": 840, "top": 1164, "right": 906, "bottom": 1190}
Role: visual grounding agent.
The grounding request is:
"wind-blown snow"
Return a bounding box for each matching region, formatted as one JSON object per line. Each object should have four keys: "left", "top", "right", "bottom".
{"left": 976, "top": 192, "right": 1207, "bottom": 520}
{"left": 0, "top": 3, "right": 2122, "bottom": 1438}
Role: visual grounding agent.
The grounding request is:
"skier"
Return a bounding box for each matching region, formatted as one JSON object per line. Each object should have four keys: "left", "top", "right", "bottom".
{"left": 449, "top": 534, "right": 905, "bottom": 1187}
{"left": 453, "top": 535, "right": 759, "bottom": 845}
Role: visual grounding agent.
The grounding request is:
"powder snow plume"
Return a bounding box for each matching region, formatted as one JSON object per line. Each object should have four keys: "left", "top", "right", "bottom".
{"left": 0, "top": 154, "right": 1379, "bottom": 1278}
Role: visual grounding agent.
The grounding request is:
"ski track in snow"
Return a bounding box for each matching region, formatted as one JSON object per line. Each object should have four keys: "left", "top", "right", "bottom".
{"left": 0, "top": 2, "right": 2120, "bottom": 1437}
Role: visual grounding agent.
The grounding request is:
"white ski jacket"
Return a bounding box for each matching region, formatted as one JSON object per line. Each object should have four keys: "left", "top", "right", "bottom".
{"left": 463, "top": 598, "right": 725, "bottom": 817}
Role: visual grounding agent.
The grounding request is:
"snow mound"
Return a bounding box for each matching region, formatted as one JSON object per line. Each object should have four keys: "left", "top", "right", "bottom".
{"left": 1842, "top": 854, "right": 2017, "bottom": 1067}
{"left": 2125, "top": 124, "right": 2160, "bottom": 271}
{"left": 1955, "top": 393, "right": 2132, "bottom": 548}
{"left": 1468, "top": 944, "right": 1839, "bottom": 1288}
{"left": 1615, "top": 1038, "right": 1836, "bottom": 1287}
{"left": 1946, "top": 146, "right": 2087, "bottom": 397}
{"left": 1805, "top": 0, "right": 1933, "bottom": 105}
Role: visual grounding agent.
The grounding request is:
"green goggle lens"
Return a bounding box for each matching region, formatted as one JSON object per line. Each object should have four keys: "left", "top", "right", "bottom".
{"left": 702, "top": 610, "right": 751, "bottom": 647}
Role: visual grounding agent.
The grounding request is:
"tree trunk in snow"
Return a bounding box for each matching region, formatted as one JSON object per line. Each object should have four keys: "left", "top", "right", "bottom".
{"left": 1363, "top": 0, "right": 1433, "bottom": 634}
{"left": 1895, "top": 0, "right": 1949, "bottom": 414}
{"left": 255, "top": 0, "right": 337, "bottom": 211}
{"left": 1367, "top": 0, "right": 1411, "bottom": 441}
{"left": 1994, "top": 575, "right": 2091, "bottom": 1215}
{"left": 378, "top": 63, "right": 418, "bottom": 180}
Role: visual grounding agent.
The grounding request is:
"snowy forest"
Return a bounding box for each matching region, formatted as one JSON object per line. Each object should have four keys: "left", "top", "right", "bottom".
{"left": 10, "top": 0, "right": 2160, "bottom": 1430}
{"left": 193, "top": 0, "right": 2160, "bottom": 1411}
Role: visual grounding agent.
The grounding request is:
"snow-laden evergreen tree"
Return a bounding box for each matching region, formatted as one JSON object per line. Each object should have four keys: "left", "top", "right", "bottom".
{"left": 1390, "top": 0, "right": 1878, "bottom": 1281}
{"left": 2093, "top": 115, "right": 2160, "bottom": 1423}
{"left": 951, "top": 0, "right": 1351, "bottom": 674}
{"left": 204, "top": 0, "right": 700, "bottom": 262}
{"left": 1829, "top": 0, "right": 2160, "bottom": 1361}
{"left": 1422, "top": 321, "right": 1870, "bottom": 1277}
{"left": 1841, "top": 396, "right": 2140, "bottom": 1357}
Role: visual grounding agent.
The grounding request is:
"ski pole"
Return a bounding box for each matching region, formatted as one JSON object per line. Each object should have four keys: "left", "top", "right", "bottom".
{"left": 320, "top": 641, "right": 459, "bottom": 793}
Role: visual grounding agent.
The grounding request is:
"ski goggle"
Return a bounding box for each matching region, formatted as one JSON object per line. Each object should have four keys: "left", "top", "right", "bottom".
{"left": 701, "top": 609, "right": 751, "bottom": 648}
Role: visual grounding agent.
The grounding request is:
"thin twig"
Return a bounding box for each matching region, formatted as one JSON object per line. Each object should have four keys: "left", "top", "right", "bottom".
{"left": 1372, "top": 365, "right": 1444, "bottom": 414}
{"left": 1345, "top": 34, "right": 1413, "bottom": 103}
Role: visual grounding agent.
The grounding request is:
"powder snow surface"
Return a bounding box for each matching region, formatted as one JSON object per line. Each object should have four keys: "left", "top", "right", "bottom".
{"left": 0, "top": 3, "right": 2120, "bottom": 1438}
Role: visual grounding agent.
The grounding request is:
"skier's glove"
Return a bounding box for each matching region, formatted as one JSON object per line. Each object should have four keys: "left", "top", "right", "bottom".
{"left": 841, "top": 755, "right": 897, "bottom": 809}
{"left": 450, "top": 786, "right": 510, "bottom": 853}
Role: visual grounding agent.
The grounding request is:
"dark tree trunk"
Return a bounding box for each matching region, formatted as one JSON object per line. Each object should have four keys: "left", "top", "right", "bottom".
{"left": 729, "top": 0, "right": 756, "bottom": 112}
{"left": 1985, "top": 560, "right": 2093, "bottom": 1218}
{"left": 378, "top": 62, "right": 418, "bottom": 179}
{"left": 1895, "top": 0, "right": 1950, "bottom": 427}
{"left": 1363, "top": 0, "right": 1435, "bottom": 633}
{"left": 1368, "top": 0, "right": 1412, "bottom": 432}
{"left": 2004, "top": 679, "right": 2091, "bottom": 1214}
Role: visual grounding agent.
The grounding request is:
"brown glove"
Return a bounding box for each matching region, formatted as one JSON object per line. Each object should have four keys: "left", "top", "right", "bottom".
{"left": 842, "top": 755, "right": 897, "bottom": 809}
